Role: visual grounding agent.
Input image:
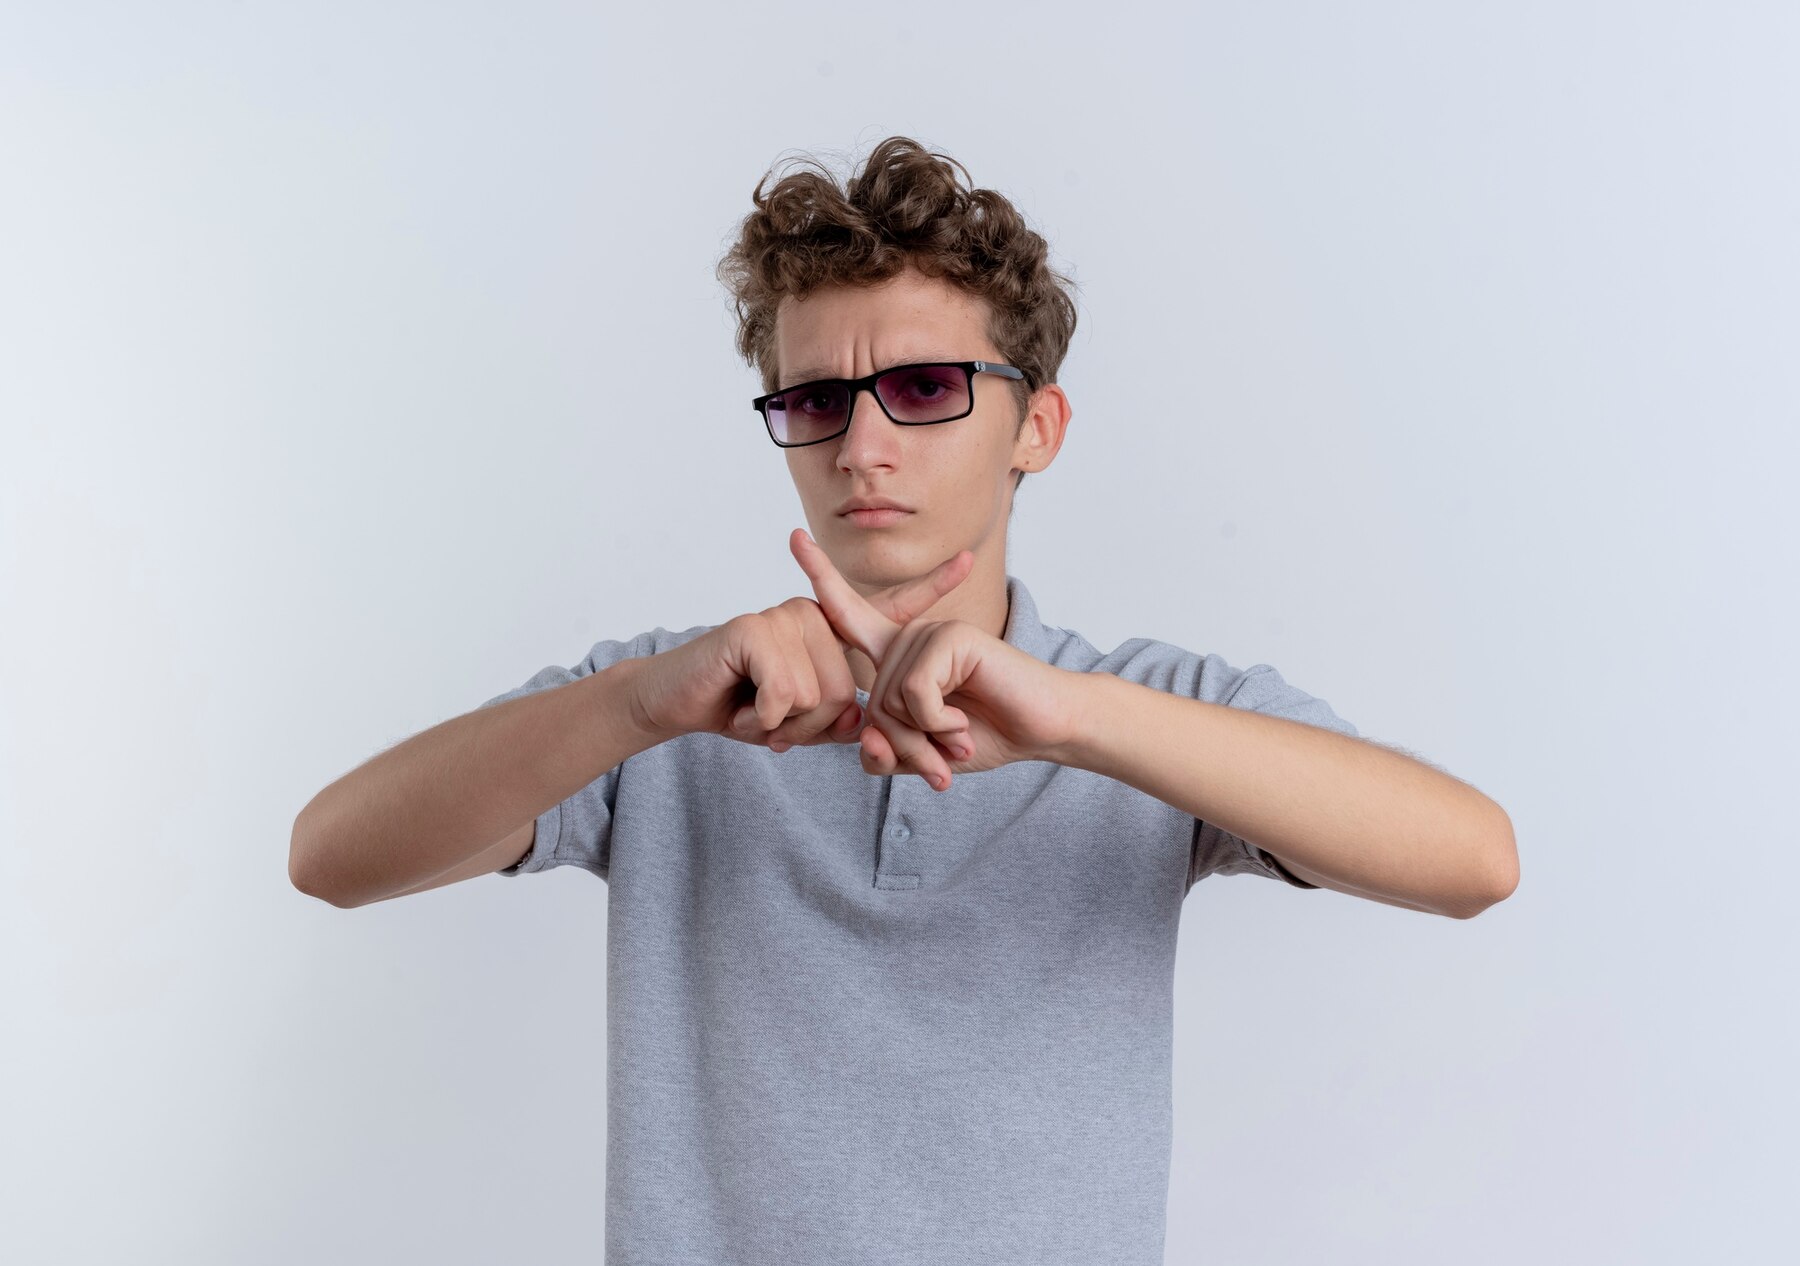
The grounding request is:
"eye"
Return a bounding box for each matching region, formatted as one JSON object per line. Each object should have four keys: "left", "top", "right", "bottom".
{"left": 891, "top": 369, "right": 954, "bottom": 401}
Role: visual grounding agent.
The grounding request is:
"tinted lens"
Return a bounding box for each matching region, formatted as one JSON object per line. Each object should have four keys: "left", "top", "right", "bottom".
{"left": 877, "top": 364, "right": 970, "bottom": 422}
{"left": 763, "top": 365, "right": 972, "bottom": 445}
{"left": 765, "top": 381, "right": 850, "bottom": 446}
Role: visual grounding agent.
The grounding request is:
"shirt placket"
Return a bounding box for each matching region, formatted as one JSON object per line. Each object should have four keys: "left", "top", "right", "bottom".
{"left": 862, "top": 689, "right": 927, "bottom": 891}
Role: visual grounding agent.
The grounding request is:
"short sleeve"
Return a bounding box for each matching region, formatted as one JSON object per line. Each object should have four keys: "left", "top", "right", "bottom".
{"left": 475, "top": 630, "right": 662, "bottom": 881}
{"left": 1184, "top": 659, "right": 1361, "bottom": 894}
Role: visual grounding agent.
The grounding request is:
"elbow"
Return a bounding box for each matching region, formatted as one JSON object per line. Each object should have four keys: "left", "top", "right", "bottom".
{"left": 288, "top": 818, "right": 314, "bottom": 895}
{"left": 289, "top": 808, "right": 348, "bottom": 907}
{"left": 1449, "top": 820, "right": 1520, "bottom": 919}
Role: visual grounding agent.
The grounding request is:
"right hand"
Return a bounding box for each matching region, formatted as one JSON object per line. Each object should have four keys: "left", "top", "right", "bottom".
{"left": 628, "top": 549, "right": 976, "bottom": 764}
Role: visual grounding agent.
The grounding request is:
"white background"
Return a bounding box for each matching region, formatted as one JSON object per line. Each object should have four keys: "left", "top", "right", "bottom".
{"left": 3, "top": 2, "right": 1795, "bottom": 1261}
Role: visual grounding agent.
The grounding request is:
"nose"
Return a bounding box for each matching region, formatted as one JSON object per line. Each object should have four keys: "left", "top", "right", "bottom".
{"left": 834, "top": 385, "right": 901, "bottom": 470}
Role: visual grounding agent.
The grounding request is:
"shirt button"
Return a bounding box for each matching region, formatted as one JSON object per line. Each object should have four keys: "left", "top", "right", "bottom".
{"left": 890, "top": 824, "right": 910, "bottom": 840}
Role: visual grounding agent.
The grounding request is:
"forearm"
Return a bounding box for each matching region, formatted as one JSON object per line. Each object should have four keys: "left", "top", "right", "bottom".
{"left": 1056, "top": 670, "right": 1517, "bottom": 918}
{"left": 290, "top": 655, "right": 668, "bottom": 906}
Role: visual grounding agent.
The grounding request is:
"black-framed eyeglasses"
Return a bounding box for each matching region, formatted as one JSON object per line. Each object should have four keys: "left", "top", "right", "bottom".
{"left": 751, "top": 360, "right": 1026, "bottom": 448}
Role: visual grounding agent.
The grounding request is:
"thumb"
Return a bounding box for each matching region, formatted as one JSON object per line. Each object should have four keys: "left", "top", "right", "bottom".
{"left": 829, "top": 700, "right": 864, "bottom": 741}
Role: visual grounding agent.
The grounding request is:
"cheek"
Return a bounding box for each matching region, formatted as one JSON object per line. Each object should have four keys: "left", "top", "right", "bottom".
{"left": 945, "top": 427, "right": 1013, "bottom": 488}
{"left": 788, "top": 455, "right": 833, "bottom": 500}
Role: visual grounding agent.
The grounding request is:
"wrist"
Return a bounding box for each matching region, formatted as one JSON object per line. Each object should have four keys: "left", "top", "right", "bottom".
{"left": 1042, "top": 666, "right": 1111, "bottom": 769}
{"left": 590, "top": 656, "right": 683, "bottom": 751}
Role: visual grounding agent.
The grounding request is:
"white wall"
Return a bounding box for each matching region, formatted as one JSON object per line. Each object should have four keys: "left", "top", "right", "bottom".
{"left": 3, "top": 2, "right": 1793, "bottom": 1261}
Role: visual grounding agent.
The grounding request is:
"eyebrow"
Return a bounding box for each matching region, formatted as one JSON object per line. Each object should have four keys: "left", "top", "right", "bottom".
{"left": 781, "top": 352, "right": 968, "bottom": 387}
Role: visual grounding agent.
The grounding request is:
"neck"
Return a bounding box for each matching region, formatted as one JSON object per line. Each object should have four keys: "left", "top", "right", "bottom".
{"left": 846, "top": 551, "right": 1010, "bottom": 694}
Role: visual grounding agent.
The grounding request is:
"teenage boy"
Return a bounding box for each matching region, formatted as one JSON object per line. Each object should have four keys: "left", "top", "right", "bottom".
{"left": 291, "top": 136, "right": 1518, "bottom": 1265}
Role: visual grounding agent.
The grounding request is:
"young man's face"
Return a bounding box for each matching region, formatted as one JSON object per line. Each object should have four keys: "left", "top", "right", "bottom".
{"left": 773, "top": 263, "right": 1067, "bottom": 591}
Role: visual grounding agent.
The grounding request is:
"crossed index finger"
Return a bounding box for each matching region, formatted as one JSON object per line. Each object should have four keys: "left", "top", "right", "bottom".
{"left": 789, "top": 528, "right": 973, "bottom": 663}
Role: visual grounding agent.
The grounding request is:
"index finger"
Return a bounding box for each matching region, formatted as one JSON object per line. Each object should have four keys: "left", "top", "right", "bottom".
{"left": 789, "top": 528, "right": 974, "bottom": 662}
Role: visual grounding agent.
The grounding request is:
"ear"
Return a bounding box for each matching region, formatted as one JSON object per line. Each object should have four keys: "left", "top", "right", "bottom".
{"left": 1012, "top": 382, "right": 1071, "bottom": 475}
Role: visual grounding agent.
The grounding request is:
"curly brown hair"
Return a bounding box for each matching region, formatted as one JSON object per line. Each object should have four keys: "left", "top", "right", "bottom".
{"left": 715, "top": 136, "right": 1079, "bottom": 493}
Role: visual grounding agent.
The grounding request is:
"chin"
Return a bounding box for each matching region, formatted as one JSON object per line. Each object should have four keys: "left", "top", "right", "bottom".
{"left": 833, "top": 538, "right": 926, "bottom": 584}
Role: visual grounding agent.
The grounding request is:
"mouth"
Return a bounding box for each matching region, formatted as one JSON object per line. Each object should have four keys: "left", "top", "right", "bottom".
{"left": 840, "top": 507, "right": 913, "bottom": 528}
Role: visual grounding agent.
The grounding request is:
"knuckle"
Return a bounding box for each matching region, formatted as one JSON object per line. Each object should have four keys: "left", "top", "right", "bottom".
{"left": 902, "top": 677, "right": 932, "bottom": 717}
{"left": 758, "top": 606, "right": 796, "bottom": 638}
{"left": 736, "top": 611, "right": 773, "bottom": 644}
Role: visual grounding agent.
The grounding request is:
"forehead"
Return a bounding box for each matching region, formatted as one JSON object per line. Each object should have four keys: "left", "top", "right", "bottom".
{"left": 775, "top": 267, "right": 993, "bottom": 382}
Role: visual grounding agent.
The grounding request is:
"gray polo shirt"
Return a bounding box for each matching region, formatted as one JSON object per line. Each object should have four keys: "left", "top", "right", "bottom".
{"left": 480, "top": 573, "right": 1357, "bottom": 1265}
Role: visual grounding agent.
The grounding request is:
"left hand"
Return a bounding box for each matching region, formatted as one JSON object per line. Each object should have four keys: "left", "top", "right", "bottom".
{"left": 789, "top": 528, "right": 1081, "bottom": 791}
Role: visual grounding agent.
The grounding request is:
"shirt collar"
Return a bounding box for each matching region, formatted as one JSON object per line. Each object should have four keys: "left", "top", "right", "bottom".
{"left": 999, "top": 572, "right": 1052, "bottom": 660}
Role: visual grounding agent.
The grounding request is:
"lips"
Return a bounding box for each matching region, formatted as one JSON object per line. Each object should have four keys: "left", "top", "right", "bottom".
{"left": 840, "top": 507, "right": 911, "bottom": 530}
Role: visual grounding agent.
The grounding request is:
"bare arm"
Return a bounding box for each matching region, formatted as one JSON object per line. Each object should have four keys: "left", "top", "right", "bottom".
{"left": 289, "top": 655, "right": 669, "bottom": 908}
{"left": 1059, "top": 671, "right": 1519, "bottom": 919}
{"left": 371, "top": 818, "right": 537, "bottom": 904}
